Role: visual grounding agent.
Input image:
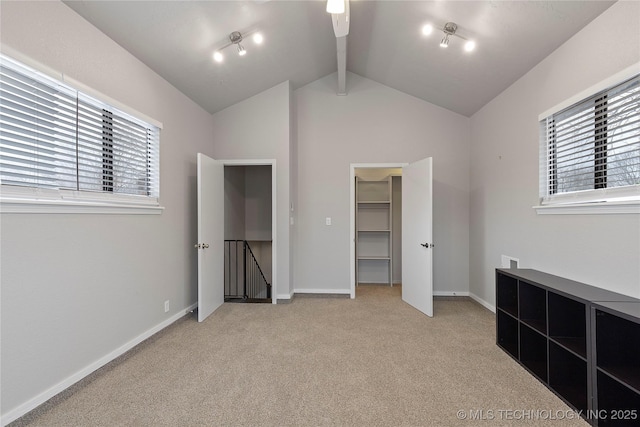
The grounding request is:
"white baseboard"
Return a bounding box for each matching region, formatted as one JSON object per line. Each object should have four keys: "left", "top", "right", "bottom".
{"left": 469, "top": 292, "right": 495, "bottom": 313}
{"left": 433, "top": 291, "right": 470, "bottom": 297}
{"left": 293, "top": 288, "right": 351, "bottom": 295}
{"left": 276, "top": 292, "right": 293, "bottom": 301}
{"left": 1, "top": 303, "right": 197, "bottom": 426}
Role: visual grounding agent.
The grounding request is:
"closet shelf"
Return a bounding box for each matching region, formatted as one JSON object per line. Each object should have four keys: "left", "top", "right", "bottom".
{"left": 356, "top": 176, "right": 393, "bottom": 286}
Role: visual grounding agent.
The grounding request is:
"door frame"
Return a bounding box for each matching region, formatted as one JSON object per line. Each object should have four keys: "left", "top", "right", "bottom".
{"left": 221, "top": 159, "right": 277, "bottom": 304}
{"left": 350, "top": 162, "right": 407, "bottom": 299}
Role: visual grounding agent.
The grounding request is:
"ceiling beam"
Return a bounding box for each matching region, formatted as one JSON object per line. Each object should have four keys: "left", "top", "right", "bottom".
{"left": 331, "top": 0, "right": 349, "bottom": 96}
{"left": 336, "top": 36, "right": 347, "bottom": 95}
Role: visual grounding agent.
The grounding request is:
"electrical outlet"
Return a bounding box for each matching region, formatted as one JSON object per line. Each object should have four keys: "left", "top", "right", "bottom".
{"left": 164, "top": 300, "right": 170, "bottom": 313}
{"left": 326, "top": 217, "right": 332, "bottom": 226}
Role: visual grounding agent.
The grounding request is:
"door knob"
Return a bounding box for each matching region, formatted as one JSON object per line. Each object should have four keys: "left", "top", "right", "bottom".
{"left": 194, "top": 244, "right": 201, "bottom": 249}
{"left": 421, "top": 243, "right": 434, "bottom": 248}
{"left": 202, "top": 243, "right": 210, "bottom": 249}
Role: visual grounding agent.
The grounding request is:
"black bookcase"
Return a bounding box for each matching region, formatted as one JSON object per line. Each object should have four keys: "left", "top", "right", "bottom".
{"left": 496, "top": 269, "right": 639, "bottom": 426}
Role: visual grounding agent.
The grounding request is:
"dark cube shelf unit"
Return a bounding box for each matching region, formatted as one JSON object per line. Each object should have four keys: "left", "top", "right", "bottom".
{"left": 495, "top": 269, "right": 640, "bottom": 426}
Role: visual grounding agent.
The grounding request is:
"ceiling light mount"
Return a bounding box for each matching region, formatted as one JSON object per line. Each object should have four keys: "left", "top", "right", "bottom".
{"left": 442, "top": 22, "right": 458, "bottom": 36}
{"left": 229, "top": 31, "right": 243, "bottom": 45}
{"left": 213, "top": 30, "right": 263, "bottom": 63}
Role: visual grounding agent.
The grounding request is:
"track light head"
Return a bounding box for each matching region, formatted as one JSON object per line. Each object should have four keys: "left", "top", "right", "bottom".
{"left": 464, "top": 40, "right": 476, "bottom": 52}
{"left": 421, "top": 24, "right": 433, "bottom": 36}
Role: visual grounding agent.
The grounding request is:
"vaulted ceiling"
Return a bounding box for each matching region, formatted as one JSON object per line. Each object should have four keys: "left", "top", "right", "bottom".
{"left": 64, "top": 1, "right": 614, "bottom": 117}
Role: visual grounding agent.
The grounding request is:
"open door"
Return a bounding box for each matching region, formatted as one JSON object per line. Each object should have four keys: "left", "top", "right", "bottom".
{"left": 196, "top": 153, "right": 224, "bottom": 322}
{"left": 401, "top": 157, "right": 433, "bottom": 317}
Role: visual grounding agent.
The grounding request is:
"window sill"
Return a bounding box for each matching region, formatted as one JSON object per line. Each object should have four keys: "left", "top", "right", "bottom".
{"left": 0, "top": 189, "right": 164, "bottom": 215}
{"left": 534, "top": 200, "right": 640, "bottom": 215}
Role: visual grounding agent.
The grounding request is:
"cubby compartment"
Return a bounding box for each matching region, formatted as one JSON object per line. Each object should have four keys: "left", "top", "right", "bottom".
{"left": 596, "top": 309, "right": 640, "bottom": 392}
{"left": 548, "top": 292, "right": 587, "bottom": 358}
{"left": 519, "top": 281, "right": 547, "bottom": 334}
{"left": 596, "top": 371, "right": 640, "bottom": 426}
{"left": 496, "top": 273, "right": 518, "bottom": 317}
{"left": 497, "top": 310, "right": 518, "bottom": 359}
{"left": 549, "top": 341, "right": 588, "bottom": 412}
{"left": 519, "top": 323, "right": 547, "bottom": 382}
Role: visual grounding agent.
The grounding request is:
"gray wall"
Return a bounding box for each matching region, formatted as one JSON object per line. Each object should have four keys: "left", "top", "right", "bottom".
{"left": 0, "top": 0, "right": 215, "bottom": 419}
{"left": 247, "top": 240, "right": 273, "bottom": 283}
{"left": 245, "top": 165, "right": 273, "bottom": 241}
{"left": 210, "top": 82, "right": 290, "bottom": 299}
{"left": 295, "top": 72, "right": 471, "bottom": 294}
{"left": 469, "top": 1, "right": 640, "bottom": 308}
{"left": 224, "top": 165, "right": 272, "bottom": 241}
{"left": 224, "top": 166, "right": 246, "bottom": 240}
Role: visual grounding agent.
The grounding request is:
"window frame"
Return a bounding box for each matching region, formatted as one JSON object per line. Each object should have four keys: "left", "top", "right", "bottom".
{"left": 535, "top": 63, "right": 640, "bottom": 215}
{"left": 0, "top": 52, "right": 163, "bottom": 215}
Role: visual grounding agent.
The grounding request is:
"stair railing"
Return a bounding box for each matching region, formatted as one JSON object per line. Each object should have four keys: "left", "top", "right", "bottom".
{"left": 224, "top": 240, "right": 271, "bottom": 302}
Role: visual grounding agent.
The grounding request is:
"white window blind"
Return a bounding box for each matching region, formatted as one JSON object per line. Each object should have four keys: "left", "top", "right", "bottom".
{"left": 539, "top": 74, "right": 640, "bottom": 205}
{"left": 0, "top": 55, "right": 159, "bottom": 199}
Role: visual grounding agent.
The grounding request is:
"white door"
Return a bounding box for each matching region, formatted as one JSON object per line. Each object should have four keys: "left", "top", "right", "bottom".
{"left": 402, "top": 157, "right": 433, "bottom": 317}
{"left": 197, "top": 153, "right": 224, "bottom": 322}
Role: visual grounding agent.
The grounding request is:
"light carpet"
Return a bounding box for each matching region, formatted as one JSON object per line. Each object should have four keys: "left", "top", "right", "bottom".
{"left": 10, "top": 285, "right": 588, "bottom": 426}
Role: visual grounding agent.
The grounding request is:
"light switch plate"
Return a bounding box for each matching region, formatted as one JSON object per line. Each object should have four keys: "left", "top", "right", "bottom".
{"left": 325, "top": 217, "right": 332, "bottom": 226}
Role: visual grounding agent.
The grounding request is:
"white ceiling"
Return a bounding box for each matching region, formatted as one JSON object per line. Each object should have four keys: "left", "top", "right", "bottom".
{"left": 63, "top": 0, "right": 614, "bottom": 117}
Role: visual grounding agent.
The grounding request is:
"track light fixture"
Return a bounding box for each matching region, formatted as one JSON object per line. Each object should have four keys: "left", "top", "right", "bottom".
{"left": 422, "top": 21, "right": 476, "bottom": 53}
{"left": 213, "top": 30, "right": 264, "bottom": 63}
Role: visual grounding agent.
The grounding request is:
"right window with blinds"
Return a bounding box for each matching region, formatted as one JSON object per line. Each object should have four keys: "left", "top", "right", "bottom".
{"left": 539, "top": 73, "right": 640, "bottom": 208}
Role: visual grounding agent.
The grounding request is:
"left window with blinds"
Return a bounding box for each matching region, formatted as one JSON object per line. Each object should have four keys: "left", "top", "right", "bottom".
{"left": 0, "top": 54, "right": 162, "bottom": 214}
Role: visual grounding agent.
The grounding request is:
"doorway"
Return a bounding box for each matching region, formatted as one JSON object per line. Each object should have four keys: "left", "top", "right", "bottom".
{"left": 354, "top": 167, "right": 402, "bottom": 287}
{"left": 224, "top": 165, "right": 273, "bottom": 303}
{"left": 350, "top": 159, "right": 434, "bottom": 317}
{"left": 196, "top": 155, "right": 277, "bottom": 323}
